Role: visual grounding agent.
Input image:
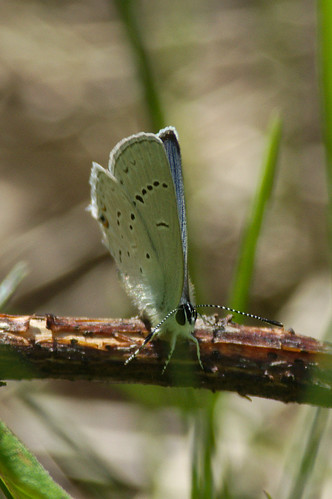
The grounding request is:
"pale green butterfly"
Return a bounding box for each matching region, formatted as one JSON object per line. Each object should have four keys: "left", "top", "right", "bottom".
{"left": 90, "top": 127, "right": 282, "bottom": 372}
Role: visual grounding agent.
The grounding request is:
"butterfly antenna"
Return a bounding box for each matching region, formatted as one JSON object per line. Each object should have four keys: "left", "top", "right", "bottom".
{"left": 196, "top": 304, "right": 283, "bottom": 328}
{"left": 124, "top": 308, "right": 178, "bottom": 366}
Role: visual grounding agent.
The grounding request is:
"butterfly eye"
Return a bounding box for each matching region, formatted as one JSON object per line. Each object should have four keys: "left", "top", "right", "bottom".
{"left": 175, "top": 306, "right": 186, "bottom": 326}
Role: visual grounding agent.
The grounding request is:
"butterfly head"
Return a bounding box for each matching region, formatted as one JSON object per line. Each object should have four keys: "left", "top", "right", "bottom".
{"left": 125, "top": 301, "right": 202, "bottom": 372}
{"left": 175, "top": 302, "right": 197, "bottom": 327}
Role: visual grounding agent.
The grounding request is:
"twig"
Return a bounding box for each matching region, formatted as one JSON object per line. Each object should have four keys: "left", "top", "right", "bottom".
{"left": 0, "top": 313, "right": 331, "bottom": 407}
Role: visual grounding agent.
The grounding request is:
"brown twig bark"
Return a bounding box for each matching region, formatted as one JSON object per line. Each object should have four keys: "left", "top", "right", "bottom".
{"left": 0, "top": 312, "right": 331, "bottom": 407}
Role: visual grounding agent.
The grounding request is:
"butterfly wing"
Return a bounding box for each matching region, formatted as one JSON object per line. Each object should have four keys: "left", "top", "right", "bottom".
{"left": 90, "top": 132, "right": 185, "bottom": 325}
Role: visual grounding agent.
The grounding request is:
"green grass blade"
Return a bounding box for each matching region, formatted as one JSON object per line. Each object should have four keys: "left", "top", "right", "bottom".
{"left": 281, "top": 4, "right": 332, "bottom": 499}
{"left": 285, "top": 409, "right": 329, "bottom": 499}
{"left": 0, "top": 420, "right": 71, "bottom": 498}
{"left": 229, "top": 113, "right": 282, "bottom": 313}
{"left": 0, "top": 477, "right": 14, "bottom": 499}
{"left": 318, "top": 0, "right": 332, "bottom": 253}
{"left": 191, "top": 401, "right": 217, "bottom": 499}
{"left": 113, "top": 0, "right": 165, "bottom": 131}
{"left": 0, "top": 262, "right": 28, "bottom": 309}
{"left": 192, "top": 115, "right": 282, "bottom": 498}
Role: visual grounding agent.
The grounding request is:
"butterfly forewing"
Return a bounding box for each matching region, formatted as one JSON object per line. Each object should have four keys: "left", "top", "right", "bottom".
{"left": 158, "top": 128, "right": 190, "bottom": 303}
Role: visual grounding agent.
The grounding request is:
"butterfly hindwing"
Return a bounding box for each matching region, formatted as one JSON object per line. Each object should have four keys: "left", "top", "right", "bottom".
{"left": 109, "top": 133, "right": 185, "bottom": 310}
{"left": 90, "top": 132, "right": 185, "bottom": 325}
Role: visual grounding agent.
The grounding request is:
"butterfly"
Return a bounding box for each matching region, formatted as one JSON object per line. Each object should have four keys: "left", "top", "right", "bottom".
{"left": 90, "top": 127, "right": 282, "bottom": 372}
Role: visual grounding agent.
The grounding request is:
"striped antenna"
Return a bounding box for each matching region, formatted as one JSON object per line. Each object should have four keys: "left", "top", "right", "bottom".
{"left": 124, "top": 308, "right": 179, "bottom": 366}
{"left": 196, "top": 304, "right": 283, "bottom": 327}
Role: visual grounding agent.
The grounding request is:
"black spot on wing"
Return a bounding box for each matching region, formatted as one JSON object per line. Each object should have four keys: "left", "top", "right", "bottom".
{"left": 99, "top": 214, "right": 109, "bottom": 228}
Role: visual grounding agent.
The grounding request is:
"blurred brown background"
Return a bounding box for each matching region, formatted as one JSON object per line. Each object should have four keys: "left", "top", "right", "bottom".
{"left": 0, "top": 1, "right": 331, "bottom": 497}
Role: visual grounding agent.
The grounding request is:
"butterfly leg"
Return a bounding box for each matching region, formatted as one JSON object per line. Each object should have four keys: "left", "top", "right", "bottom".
{"left": 191, "top": 335, "right": 203, "bottom": 370}
{"left": 162, "top": 334, "right": 177, "bottom": 374}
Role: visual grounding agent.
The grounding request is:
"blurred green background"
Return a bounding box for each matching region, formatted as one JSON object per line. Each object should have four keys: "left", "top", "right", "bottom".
{"left": 0, "top": 1, "right": 331, "bottom": 498}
